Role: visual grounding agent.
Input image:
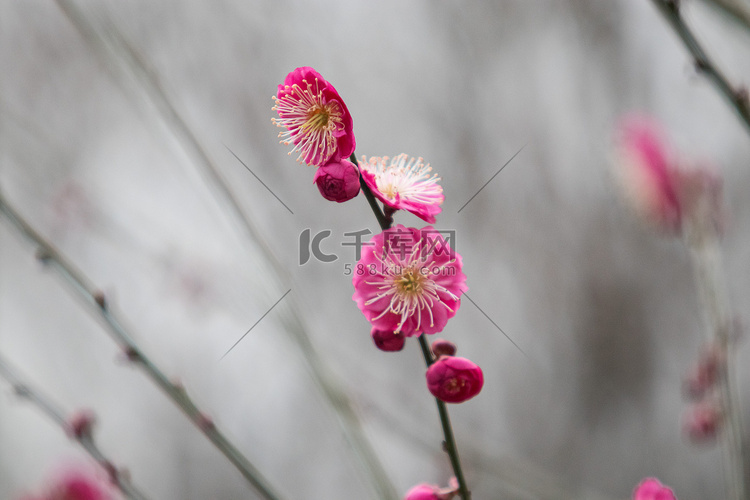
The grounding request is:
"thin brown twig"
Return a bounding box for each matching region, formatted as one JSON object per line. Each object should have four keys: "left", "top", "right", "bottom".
{"left": 351, "top": 154, "right": 473, "bottom": 500}
{"left": 0, "top": 190, "right": 285, "bottom": 500}
{"left": 0, "top": 351, "right": 150, "bottom": 500}
{"left": 651, "top": 0, "right": 750, "bottom": 136}
{"left": 52, "top": 3, "right": 398, "bottom": 498}
{"left": 699, "top": 0, "right": 750, "bottom": 33}
{"left": 683, "top": 195, "right": 748, "bottom": 500}
{"left": 417, "top": 336, "right": 471, "bottom": 500}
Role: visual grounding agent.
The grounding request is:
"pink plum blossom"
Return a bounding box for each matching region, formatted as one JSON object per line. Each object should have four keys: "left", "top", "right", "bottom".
{"left": 632, "top": 478, "right": 677, "bottom": 500}
{"left": 313, "top": 158, "right": 360, "bottom": 202}
{"left": 359, "top": 154, "right": 444, "bottom": 223}
{"left": 404, "top": 484, "right": 441, "bottom": 500}
{"left": 371, "top": 327, "right": 405, "bottom": 352}
{"left": 404, "top": 478, "right": 458, "bottom": 500}
{"left": 426, "top": 356, "right": 484, "bottom": 403}
{"left": 272, "top": 67, "right": 355, "bottom": 166}
{"left": 18, "top": 467, "right": 115, "bottom": 500}
{"left": 352, "top": 225, "right": 467, "bottom": 336}
{"left": 615, "top": 115, "right": 682, "bottom": 232}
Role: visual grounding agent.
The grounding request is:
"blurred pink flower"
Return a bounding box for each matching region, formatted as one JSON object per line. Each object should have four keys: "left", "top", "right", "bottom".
{"left": 370, "top": 327, "right": 406, "bottom": 352}
{"left": 404, "top": 478, "right": 458, "bottom": 500}
{"left": 19, "top": 467, "right": 115, "bottom": 500}
{"left": 404, "top": 484, "right": 441, "bottom": 500}
{"left": 359, "top": 154, "right": 444, "bottom": 223}
{"left": 352, "top": 225, "right": 466, "bottom": 336}
{"left": 426, "top": 356, "right": 484, "bottom": 403}
{"left": 683, "top": 401, "right": 722, "bottom": 444}
{"left": 272, "top": 67, "right": 355, "bottom": 166}
{"left": 313, "top": 158, "right": 360, "bottom": 202}
{"left": 615, "top": 115, "right": 682, "bottom": 232}
{"left": 632, "top": 478, "right": 677, "bottom": 500}
{"left": 682, "top": 343, "right": 724, "bottom": 400}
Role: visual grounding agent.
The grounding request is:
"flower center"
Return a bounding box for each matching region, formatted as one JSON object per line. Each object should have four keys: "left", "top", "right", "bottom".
{"left": 396, "top": 269, "right": 423, "bottom": 295}
{"left": 305, "top": 105, "right": 330, "bottom": 131}
{"left": 380, "top": 182, "right": 398, "bottom": 200}
{"left": 364, "top": 154, "right": 444, "bottom": 206}
{"left": 272, "top": 81, "right": 346, "bottom": 165}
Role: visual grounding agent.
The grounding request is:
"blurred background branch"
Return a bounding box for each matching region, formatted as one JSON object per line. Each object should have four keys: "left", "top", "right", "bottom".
{"left": 0, "top": 351, "right": 150, "bottom": 500}
{"left": 51, "top": 2, "right": 399, "bottom": 498}
{"left": 0, "top": 190, "right": 285, "bottom": 500}
{"left": 651, "top": 0, "right": 750, "bottom": 135}
{"left": 700, "top": 0, "right": 750, "bottom": 32}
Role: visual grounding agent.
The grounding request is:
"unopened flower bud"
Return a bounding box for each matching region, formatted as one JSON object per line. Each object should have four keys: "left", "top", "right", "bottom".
{"left": 404, "top": 478, "right": 458, "bottom": 500}
{"left": 632, "top": 477, "right": 677, "bottom": 500}
{"left": 682, "top": 344, "right": 724, "bottom": 400}
{"left": 404, "top": 484, "right": 439, "bottom": 500}
{"left": 371, "top": 328, "right": 405, "bottom": 352}
{"left": 683, "top": 401, "right": 722, "bottom": 444}
{"left": 431, "top": 339, "right": 456, "bottom": 357}
{"left": 42, "top": 467, "right": 115, "bottom": 500}
{"left": 313, "top": 159, "right": 360, "bottom": 203}
{"left": 426, "top": 356, "right": 484, "bottom": 404}
{"left": 615, "top": 115, "right": 682, "bottom": 233}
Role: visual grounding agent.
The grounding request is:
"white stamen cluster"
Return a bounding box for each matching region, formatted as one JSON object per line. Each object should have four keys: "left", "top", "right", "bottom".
{"left": 272, "top": 79, "right": 345, "bottom": 165}
{"left": 361, "top": 154, "right": 443, "bottom": 205}
{"left": 364, "top": 240, "right": 458, "bottom": 333}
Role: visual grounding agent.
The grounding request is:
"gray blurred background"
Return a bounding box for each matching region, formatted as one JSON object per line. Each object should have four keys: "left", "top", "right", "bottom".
{"left": 2, "top": 1, "right": 750, "bottom": 499}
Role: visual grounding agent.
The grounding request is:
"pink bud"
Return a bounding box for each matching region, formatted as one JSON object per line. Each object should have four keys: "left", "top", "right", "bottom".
{"left": 403, "top": 480, "right": 458, "bottom": 500}
{"left": 66, "top": 410, "right": 96, "bottom": 439}
{"left": 615, "top": 115, "right": 682, "bottom": 233}
{"left": 426, "top": 356, "right": 484, "bottom": 403}
{"left": 48, "top": 469, "right": 113, "bottom": 500}
{"left": 371, "top": 328, "right": 405, "bottom": 352}
{"left": 682, "top": 344, "right": 724, "bottom": 400}
{"left": 683, "top": 401, "right": 722, "bottom": 444}
{"left": 404, "top": 484, "right": 440, "bottom": 500}
{"left": 431, "top": 339, "right": 457, "bottom": 357}
{"left": 313, "top": 159, "right": 360, "bottom": 203}
{"left": 632, "top": 477, "right": 677, "bottom": 500}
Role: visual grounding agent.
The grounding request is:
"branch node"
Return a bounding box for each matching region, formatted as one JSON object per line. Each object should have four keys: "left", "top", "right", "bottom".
{"left": 35, "top": 247, "right": 52, "bottom": 263}
{"left": 123, "top": 346, "right": 141, "bottom": 363}
{"left": 13, "top": 384, "right": 30, "bottom": 398}
{"left": 93, "top": 290, "right": 108, "bottom": 310}
{"left": 197, "top": 413, "right": 216, "bottom": 432}
{"left": 103, "top": 461, "right": 119, "bottom": 485}
{"left": 67, "top": 409, "right": 97, "bottom": 439}
{"left": 735, "top": 87, "right": 749, "bottom": 112}
{"left": 694, "top": 57, "right": 710, "bottom": 74}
